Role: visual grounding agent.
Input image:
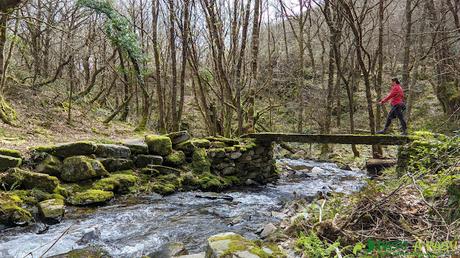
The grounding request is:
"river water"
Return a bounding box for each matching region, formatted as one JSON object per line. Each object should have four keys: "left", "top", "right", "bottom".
{"left": 0, "top": 159, "right": 367, "bottom": 257}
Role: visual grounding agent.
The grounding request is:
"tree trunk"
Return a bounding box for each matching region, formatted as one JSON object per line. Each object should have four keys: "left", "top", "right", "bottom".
{"left": 152, "top": 0, "right": 166, "bottom": 133}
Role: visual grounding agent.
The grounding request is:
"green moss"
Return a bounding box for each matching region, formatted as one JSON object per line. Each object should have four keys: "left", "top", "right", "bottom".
{"left": 222, "top": 176, "right": 240, "bottom": 186}
{"left": 0, "top": 154, "right": 22, "bottom": 171}
{"left": 190, "top": 139, "right": 211, "bottom": 148}
{"left": 11, "top": 189, "right": 61, "bottom": 205}
{"left": 1, "top": 168, "right": 60, "bottom": 192}
{"left": 145, "top": 135, "right": 173, "bottom": 156}
{"left": 205, "top": 137, "right": 240, "bottom": 146}
{"left": 164, "top": 150, "right": 186, "bottom": 167}
{"left": 149, "top": 174, "right": 182, "bottom": 195}
{"left": 150, "top": 183, "right": 177, "bottom": 195}
{"left": 68, "top": 189, "right": 114, "bottom": 206}
{"left": 191, "top": 148, "right": 211, "bottom": 174}
{"left": 185, "top": 173, "right": 236, "bottom": 191}
{"left": 0, "top": 148, "right": 21, "bottom": 158}
{"left": 92, "top": 173, "right": 138, "bottom": 194}
{"left": 54, "top": 185, "right": 71, "bottom": 198}
{"left": 176, "top": 139, "right": 211, "bottom": 154}
{"left": 207, "top": 148, "right": 226, "bottom": 158}
{"left": 0, "top": 192, "right": 32, "bottom": 225}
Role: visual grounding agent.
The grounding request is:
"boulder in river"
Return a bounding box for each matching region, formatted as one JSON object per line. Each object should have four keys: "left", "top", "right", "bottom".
{"left": 38, "top": 198, "right": 65, "bottom": 221}
{"left": 149, "top": 242, "right": 188, "bottom": 257}
{"left": 205, "top": 232, "right": 283, "bottom": 258}
{"left": 174, "top": 253, "right": 206, "bottom": 258}
{"left": 95, "top": 144, "right": 131, "bottom": 158}
{"left": 311, "top": 167, "right": 325, "bottom": 174}
{"left": 68, "top": 189, "right": 114, "bottom": 206}
{"left": 61, "top": 156, "right": 108, "bottom": 182}
{"left": 145, "top": 135, "right": 173, "bottom": 156}
{"left": 0, "top": 154, "right": 22, "bottom": 172}
{"left": 51, "top": 246, "right": 109, "bottom": 258}
{"left": 0, "top": 168, "right": 59, "bottom": 192}
{"left": 260, "top": 223, "right": 277, "bottom": 238}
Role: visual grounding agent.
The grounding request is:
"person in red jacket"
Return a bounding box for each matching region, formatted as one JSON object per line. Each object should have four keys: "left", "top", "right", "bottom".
{"left": 377, "top": 78, "right": 407, "bottom": 135}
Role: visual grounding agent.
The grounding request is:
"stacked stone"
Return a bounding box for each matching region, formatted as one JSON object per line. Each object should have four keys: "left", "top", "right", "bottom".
{"left": 207, "top": 140, "right": 278, "bottom": 185}
{"left": 0, "top": 131, "right": 279, "bottom": 227}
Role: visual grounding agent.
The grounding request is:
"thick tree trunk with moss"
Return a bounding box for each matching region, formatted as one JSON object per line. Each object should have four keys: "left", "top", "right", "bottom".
{"left": 0, "top": 1, "right": 21, "bottom": 125}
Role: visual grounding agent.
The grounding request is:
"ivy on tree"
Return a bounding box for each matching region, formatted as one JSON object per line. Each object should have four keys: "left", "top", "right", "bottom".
{"left": 77, "top": 0, "right": 150, "bottom": 130}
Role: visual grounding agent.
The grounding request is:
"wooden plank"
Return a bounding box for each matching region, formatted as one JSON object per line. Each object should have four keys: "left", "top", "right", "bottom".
{"left": 242, "top": 133, "right": 411, "bottom": 145}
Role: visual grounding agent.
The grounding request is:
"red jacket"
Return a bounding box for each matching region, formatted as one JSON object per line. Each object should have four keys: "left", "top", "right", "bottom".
{"left": 380, "top": 84, "right": 404, "bottom": 106}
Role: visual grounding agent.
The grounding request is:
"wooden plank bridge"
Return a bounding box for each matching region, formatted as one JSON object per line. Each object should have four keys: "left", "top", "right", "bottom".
{"left": 243, "top": 133, "right": 411, "bottom": 145}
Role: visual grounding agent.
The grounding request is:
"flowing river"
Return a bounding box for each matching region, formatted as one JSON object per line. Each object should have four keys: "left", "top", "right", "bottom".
{"left": 0, "top": 159, "right": 368, "bottom": 257}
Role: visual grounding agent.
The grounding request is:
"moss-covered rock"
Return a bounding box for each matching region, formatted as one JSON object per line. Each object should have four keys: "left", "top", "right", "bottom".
{"left": 134, "top": 154, "right": 163, "bottom": 168}
{"left": 0, "top": 192, "right": 32, "bottom": 226}
{"left": 192, "top": 148, "right": 211, "bottom": 174}
{"left": 167, "top": 131, "right": 191, "bottom": 145}
{"left": 145, "top": 135, "right": 173, "bottom": 156}
{"left": 0, "top": 168, "right": 59, "bottom": 192}
{"left": 92, "top": 173, "right": 138, "bottom": 194}
{"left": 11, "top": 189, "right": 64, "bottom": 206}
{"left": 183, "top": 172, "right": 239, "bottom": 192}
{"left": 36, "top": 141, "right": 97, "bottom": 158}
{"left": 0, "top": 154, "right": 22, "bottom": 172}
{"left": 36, "top": 155, "right": 62, "bottom": 177}
{"left": 140, "top": 167, "right": 161, "bottom": 176}
{"left": 0, "top": 148, "right": 22, "bottom": 158}
{"left": 206, "top": 232, "right": 284, "bottom": 258}
{"left": 165, "top": 151, "right": 186, "bottom": 167}
{"left": 95, "top": 144, "right": 131, "bottom": 158}
{"left": 205, "top": 137, "right": 240, "bottom": 146}
{"left": 150, "top": 174, "right": 182, "bottom": 195}
{"left": 100, "top": 158, "right": 134, "bottom": 172}
{"left": 68, "top": 189, "right": 114, "bottom": 206}
{"left": 51, "top": 246, "right": 110, "bottom": 258}
{"left": 176, "top": 139, "right": 211, "bottom": 155}
{"left": 61, "top": 156, "right": 108, "bottom": 182}
{"left": 123, "top": 139, "right": 149, "bottom": 155}
{"left": 38, "top": 198, "right": 65, "bottom": 220}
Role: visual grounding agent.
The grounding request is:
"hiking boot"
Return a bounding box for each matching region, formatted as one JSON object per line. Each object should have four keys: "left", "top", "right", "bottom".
{"left": 377, "top": 130, "right": 386, "bottom": 134}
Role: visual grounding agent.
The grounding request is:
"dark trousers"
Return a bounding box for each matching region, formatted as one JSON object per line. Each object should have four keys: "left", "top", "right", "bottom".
{"left": 384, "top": 104, "right": 407, "bottom": 132}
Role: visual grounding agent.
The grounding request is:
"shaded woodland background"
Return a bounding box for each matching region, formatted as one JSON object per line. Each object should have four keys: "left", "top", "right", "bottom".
{"left": 0, "top": 0, "right": 459, "bottom": 147}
